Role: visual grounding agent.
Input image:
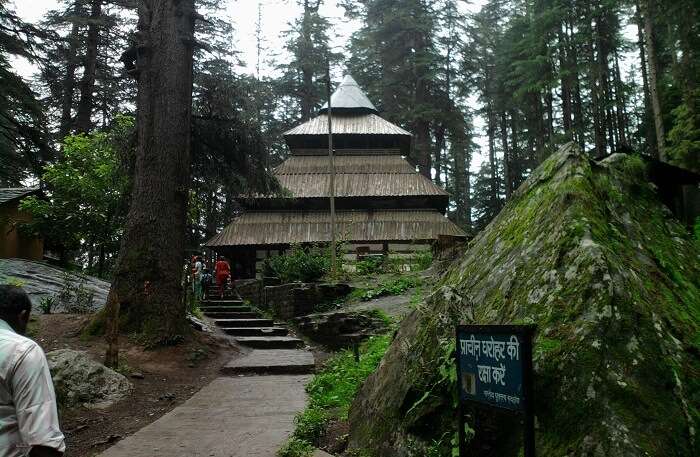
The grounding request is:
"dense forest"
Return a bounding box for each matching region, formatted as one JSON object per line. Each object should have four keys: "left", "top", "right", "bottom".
{"left": 2, "top": 0, "right": 698, "bottom": 275}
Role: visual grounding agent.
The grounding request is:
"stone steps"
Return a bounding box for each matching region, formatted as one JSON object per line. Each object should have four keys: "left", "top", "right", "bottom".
{"left": 200, "top": 306, "right": 251, "bottom": 313}
{"left": 205, "top": 311, "right": 259, "bottom": 319}
{"left": 205, "top": 302, "right": 308, "bottom": 363}
{"left": 222, "top": 327, "right": 289, "bottom": 337}
{"left": 200, "top": 300, "right": 245, "bottom": 307}
{"left": 203, "top": 311, "right": 256, "bottom": 319}
{"left": 221, "top": 349, "right": 315, "bottom": 375}
{"left": 216, "top": 318, "right": 275, "bottom": 328}
{"left": 234, "top": 336, "right": 305, "bottom": 349}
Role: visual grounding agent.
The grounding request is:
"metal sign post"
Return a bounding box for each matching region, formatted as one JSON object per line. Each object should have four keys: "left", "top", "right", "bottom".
{"left": 455, "top": 324, "right": 536, "bottom": 457}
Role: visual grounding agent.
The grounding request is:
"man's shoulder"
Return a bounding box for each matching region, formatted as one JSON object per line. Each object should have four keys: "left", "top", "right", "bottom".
{"left": 1, "top": 330, "right": 40, "bottom": 354}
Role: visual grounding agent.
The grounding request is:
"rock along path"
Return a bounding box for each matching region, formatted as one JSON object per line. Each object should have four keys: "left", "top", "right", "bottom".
{"left": 99, "top": 298, "right": 315, "bottom": 457}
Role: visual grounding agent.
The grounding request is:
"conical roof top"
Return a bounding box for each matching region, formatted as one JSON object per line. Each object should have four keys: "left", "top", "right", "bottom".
{"left": 319, "top": 75, "right": 378, "bottom": 114}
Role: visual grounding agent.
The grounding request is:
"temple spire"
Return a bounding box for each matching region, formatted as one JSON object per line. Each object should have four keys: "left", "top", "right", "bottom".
{"left": 319, "top": 75, "right": 378, "bottom": 114}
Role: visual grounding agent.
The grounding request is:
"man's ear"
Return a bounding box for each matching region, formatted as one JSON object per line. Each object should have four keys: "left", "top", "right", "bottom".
{"left": 19, "top": 309, "right": 30, "bottom": 325}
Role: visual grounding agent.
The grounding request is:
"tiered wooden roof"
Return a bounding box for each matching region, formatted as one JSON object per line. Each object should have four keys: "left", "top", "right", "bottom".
{"left": 206, "top": 210, "right": 464, "bottom": 247}
{"left": 207, "top": 75, "right": 465, "bottom": 249}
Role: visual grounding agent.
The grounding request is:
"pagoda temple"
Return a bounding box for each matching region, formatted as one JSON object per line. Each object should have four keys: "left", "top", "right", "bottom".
{"left": 206, "top": 75, "right": 466, "bottom": 278}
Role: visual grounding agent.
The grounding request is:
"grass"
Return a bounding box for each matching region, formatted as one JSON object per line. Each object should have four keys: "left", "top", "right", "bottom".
{"left": 350, "top": 276, "right": 421, "bottom": 302}
{"left": 278, "top": 334, "right": 393, "bottom": 456}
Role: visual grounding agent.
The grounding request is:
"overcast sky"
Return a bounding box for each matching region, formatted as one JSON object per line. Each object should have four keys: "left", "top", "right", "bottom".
{"left": 11, "top": 0, "right": 489, "bottom": 172}
{"left": 11, "top": 0, "right": 362, "bottom": 78}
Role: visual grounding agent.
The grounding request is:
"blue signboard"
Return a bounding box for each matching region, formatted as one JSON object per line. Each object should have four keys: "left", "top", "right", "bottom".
{"left": 456, "top": 325, "right": 534, "bottom": 412}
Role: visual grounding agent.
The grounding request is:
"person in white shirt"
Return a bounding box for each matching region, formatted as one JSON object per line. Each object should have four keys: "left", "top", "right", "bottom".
{"left": 0, "top": 285, "right": 65, "bottom": 457}
{"left": 193, "top": 256, "right": 204, "bottom": 301}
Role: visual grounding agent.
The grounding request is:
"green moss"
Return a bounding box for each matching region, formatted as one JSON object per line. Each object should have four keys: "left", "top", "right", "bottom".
{"left": 348, "top": 146, "right": 700, "bottom": 457}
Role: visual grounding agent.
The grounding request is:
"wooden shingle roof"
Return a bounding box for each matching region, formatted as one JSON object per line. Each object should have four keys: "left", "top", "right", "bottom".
{"left": 283, "top": 113, "right": 411, "bottom": 137}
{"left": 205, "top": 209, "right": 465, "bottom": 246}
{"left": 0, "top": 187, "right": 39, "bottom": 205}
{"left": 269, "top": 155, "right": 447, "bottom": 198}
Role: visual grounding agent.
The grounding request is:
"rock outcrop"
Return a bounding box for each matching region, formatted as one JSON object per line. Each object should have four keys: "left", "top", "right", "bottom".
{"left": 347, "top": 144, "right": 700, "bottom": 456}
{"left": 294, "top": 310, "right": 389, "bottom": 348}
{"left": 0, "top": 259, "right": 110, "bottom": 311}
{"left": 47, "top": 349, "right": 132, "bottom": 408}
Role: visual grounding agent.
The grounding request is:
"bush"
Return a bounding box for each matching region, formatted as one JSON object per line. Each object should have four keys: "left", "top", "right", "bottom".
{"left": 694, "top": 217, "right": 700, "bottom": 242}
{"left": 280, "top": 334, "right": 392, "bottom": 453}
{"left": 264, "top": 244, "right": 330, "bottom": 282}
{"left": 57, "top": 273, "right": 94, "bottom": 313}
{"left": 39, "top": 296, "right": 57, "bottom": 315}
{"left": 293, "top": 407, "right": 328, "bottom": 443}
{"left": 413, "top": 250, "right": 433, "bottom": 270}
{"left": 355, "top": 255, "right": 385, "bottom": 275}
{"left": 357, "top": 276, "right": 420, "bottom": 301}
{"left": 277, "top": 437, "right": 314, "bottom": 457}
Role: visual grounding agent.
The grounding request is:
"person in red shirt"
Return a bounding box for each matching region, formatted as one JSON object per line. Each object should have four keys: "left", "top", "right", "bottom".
{"left": 214, "top": 256, "right": 231, "bottom": 298}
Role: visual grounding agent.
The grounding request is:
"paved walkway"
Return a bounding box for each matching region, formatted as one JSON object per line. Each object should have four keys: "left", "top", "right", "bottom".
{"left": 99, "top": 375, "right": 310, "bottom": 457}
{"left": 99, "top": 299, "right": 316, "bottom": 457}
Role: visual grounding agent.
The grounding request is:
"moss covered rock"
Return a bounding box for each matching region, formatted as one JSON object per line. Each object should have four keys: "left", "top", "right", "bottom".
{"left": 347, "top": 144, "right": 700, "bottom": 456}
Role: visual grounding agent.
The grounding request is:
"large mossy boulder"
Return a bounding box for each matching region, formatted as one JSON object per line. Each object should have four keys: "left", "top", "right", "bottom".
{"left": 347, "top": 144, "right": 700, "bottom": 456}
{"left": 47, "top": 349, "right": 132, "bottom": 408}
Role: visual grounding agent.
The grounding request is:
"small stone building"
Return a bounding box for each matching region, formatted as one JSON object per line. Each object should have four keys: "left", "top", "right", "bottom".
{"left": 206, "top": 75, "right": 466, "bottom": 278}
{"left": 0, "top": 187, "right": 43, "bottom": 260}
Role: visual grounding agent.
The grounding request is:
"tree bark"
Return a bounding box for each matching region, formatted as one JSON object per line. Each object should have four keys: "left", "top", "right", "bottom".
{"left": 102, "top": 0, "right": 196, "bottom": 354}
{"left": 500, "top": 111, "right": 511, "bottom": 199}
{"left": 75, "top": 0, "right": 102, "bottom": 133}
{"left": 635, "top": 2, "right": 655, "bottom": 156}
{"left": 299, "top": 0, "right": 314, "bottom": 121}
{"left": 58, "top": 3, "right": 82, "bottom": 139}
{"left": 487, "top": 103, "right": 498, "bottom": 207}
{"left": 641, "top": 0, "right": 666, "bottom": 160}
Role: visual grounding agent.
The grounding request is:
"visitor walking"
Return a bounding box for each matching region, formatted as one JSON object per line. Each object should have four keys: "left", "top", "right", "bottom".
{"left": 215, "top": 256, "right": 231, "bottom": 299}
{"left": 0, "top": 285, "right": 65, "bottom": 457}
{"left": 193, "top": 256, "right": 204, "bottom": 301}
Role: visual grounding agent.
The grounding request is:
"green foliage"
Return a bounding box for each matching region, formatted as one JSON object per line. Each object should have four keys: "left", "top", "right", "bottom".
{"left": 281, "top": 334, "right": 392, "bottom": 453}
{"left": 0, "top": 2, "right": 50, "bottom": 186}
{"left": 2, "top": 277, "right": 26, "bottom": 287}
{"left": 19, "top": 117, "right": 133, "bottom": 275}
{"left": 667, "top": 93, "right": 700, "bottom": 173}
{"left": 277, "top": 437, "right": 314, "bottom": 457}
{"left": 695, "top": 217, "right": 700, "bottom": 242}
{"left": 263, "top": 244, "right": 331, "bottom": 283}
{"left": 57, "top": 273, "right": 94, "bottom": 314}
{"left": 293, "top": 407, "right": 328, "bottom": 444}
{"left": 306, "top": 335, "right": 391, "bottom": 419}
{"left": 356, "top": 276, "right": 420, "bottom": 301}
{"left": 355, "top": 256, "right": 385, "bottom": 276}
{"left": 39, "top": 295, "right": 57, "bottom": 315}
{"left": 413, "top": 250, "right": 433, "bottom": 271}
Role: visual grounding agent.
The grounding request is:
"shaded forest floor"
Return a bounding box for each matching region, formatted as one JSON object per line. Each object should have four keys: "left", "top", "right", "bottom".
{"left": 32, "top": 314, "right": 238, "bottom": 457}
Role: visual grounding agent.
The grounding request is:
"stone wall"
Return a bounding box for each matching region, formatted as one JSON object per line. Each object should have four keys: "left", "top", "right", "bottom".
{"left": 263, "top": 282, "right": 352, "bottom": 319}
{"left": 235, "top": 278, "right": 263, "bottom": 304}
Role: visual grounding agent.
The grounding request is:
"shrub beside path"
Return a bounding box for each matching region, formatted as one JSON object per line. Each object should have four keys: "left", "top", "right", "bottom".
{"left": 99, "top": 298, "right": 316, "bottom": 457}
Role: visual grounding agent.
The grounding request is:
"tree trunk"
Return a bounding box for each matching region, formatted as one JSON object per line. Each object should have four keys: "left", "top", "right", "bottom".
{"left": 487, "top": 103, "right": 498, "bottom": 207}
{"left": 299, "top": 1, "right": 314, "bottom": 121}
{"left": 59, "top": 5, "right": 81, "bottom": 139}
{"left": 500, "top": 111, "right": 511, "bottom": 200}
{"left": 635, "top": 2, "right": 655, "bottom": 156}
{"left": 75, "top": 0, "right": 101, "bottom": 133}
{"left": 451, "top": 128, "right": 471, "bottom": 230}
{"left": 641, "top": 0, "right": 666, "bottom": 160}
{"left": 102, "top": 0, "right": 196, "bottom": 357}
{"left": 558, "top": 24, "right": 573, "bottom": 136}
{"left": 433, "top": 123, "right": 445, "bottom": 185}
{"left": 612, "top": 49, "right": 628, "bottom": 146}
